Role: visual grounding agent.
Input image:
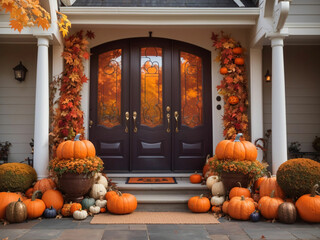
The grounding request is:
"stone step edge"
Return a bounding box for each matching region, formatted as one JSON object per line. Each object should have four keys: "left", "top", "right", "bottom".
{"left": 133, "top": 194, "right": 196, "bottom": 204}
{"left": 107, "top": 173, "right": 194, "bottom": 178}
{"left": 117, "top": 183, "right": 208, "bottom": 191}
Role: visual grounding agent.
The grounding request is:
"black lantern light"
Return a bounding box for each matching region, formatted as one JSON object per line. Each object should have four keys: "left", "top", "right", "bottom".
{"left": 265, "top": 69, "right": 271, "bottom": 83}
{"left": 13, "top": 61, "right": 28, "bottom": 82}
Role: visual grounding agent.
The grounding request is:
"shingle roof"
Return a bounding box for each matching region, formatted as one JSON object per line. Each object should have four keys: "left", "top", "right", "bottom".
{"left": 69, "top": 0, "right": 257, "bottom": 8}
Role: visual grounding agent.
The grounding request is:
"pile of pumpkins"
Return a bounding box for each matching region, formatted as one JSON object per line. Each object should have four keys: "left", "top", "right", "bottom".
{"left": 0, "top": 172, "right": 138, "bottom": 223}
{"left": 188, "top": 169, "right": 320, "bottom": 224}
{"left": 188, "top": 133, "right": 320, "bottom": 224}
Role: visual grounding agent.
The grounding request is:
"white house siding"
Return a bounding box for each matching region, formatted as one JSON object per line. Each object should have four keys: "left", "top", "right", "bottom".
{"left": 76, "top": 27, "right": 252, "bottom": 149}
{"left": 263, "top": 45, "right": 320, "bottom": 165}
{"left": 0, "top": 44, "right": 37, "bottom": 163}
{"left": 286, "top": 0, "right": 320, "bottom": 25}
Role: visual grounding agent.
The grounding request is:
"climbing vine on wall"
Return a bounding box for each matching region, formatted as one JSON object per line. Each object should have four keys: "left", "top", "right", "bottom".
{"left": 212, "top": 32, "right": 249, "bottom": 140}
{"left": 50, "top": 30, "right": 95, "bottom": 157}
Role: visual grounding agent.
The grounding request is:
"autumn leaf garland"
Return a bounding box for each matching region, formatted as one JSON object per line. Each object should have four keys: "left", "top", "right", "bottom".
{"left": 50, "top": 30, "right": 95, "bottom": 157}
{"left": 212, "top": 32, "right": 249, "bottom": 140}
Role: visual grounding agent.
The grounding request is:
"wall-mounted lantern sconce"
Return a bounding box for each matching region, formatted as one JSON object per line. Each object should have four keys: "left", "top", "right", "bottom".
{"left": 265, "top": 69, "right": 271, "bottom": 83}
{"left": 13, "top": 61, "right": 28, "bottom": 82}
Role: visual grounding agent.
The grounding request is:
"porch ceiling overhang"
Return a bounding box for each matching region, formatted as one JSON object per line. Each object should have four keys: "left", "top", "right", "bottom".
{"left": 60, "top": 7, "right": 259, "bottom": 27}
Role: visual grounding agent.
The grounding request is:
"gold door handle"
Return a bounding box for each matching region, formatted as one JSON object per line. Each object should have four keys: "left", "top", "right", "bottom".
{"left": 133, "top": 111, "right": 137, "bottom": 133}
{"left": 166, "top": 113, "right": 170, "bottom": 133}
{"left": 125, "top": 111, "right": 129, "bottom": 133}
{"left": 174, "top": 111, "right": 179, "bottom": 133}
{"left": 89, "top": 120, "right": 93, "bottom": 128}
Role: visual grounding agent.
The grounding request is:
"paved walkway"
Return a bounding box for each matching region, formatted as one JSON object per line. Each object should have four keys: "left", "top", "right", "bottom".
{"left": 0, "top": 216, "right": 319, "bottom": 240}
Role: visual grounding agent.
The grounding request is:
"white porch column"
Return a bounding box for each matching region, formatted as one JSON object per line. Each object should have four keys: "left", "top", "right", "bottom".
{"left": 270, "top": 36, "right": 288, "bottom": 174}
{"left": 249, "top": 48, "right": 264, "bottom": 162}
{"left": 34, "top": 36, "right": 50, "bottom": 179}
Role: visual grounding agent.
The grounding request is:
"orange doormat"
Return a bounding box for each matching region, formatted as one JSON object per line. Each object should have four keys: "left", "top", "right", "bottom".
{"left": 91, "top": 212, "right": 219, "bottom": 224}
{"left": 126, "top": 177, "right": 176, "bottom": 184}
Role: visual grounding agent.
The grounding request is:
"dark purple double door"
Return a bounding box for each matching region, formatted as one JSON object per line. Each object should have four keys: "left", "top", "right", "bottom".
{"left": 90, "top": 38, "right": 212, "bottom": 172}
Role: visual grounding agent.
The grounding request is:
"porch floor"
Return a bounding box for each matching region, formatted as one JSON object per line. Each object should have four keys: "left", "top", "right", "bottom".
{"left": 1, "top": 216, "right": 319, "bottom": 240}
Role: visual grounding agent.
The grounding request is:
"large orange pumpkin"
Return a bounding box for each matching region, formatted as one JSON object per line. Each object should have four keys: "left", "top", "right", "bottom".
{"left": 56, "top": 134, "right": 96, "bottom": 159}
{"left": 23, "top": 191, "right": 46, "bottom": 219}
{"left": 215, "top": 133, "right": 257, "bottom": 161}
{"left": 235, "top": 57, "right": 244, "bottom": 65}
{"left": 258, "top": 190, "right": 284, "bottom": 219}
{"left": 33, "top": 178, "right": 56, "bottom": 194}
{"left": 188, "top": 194, "right": 211, "bottom": 213}
{"left": 232, "top": 47, "right": 243, "bottom": 55}
{"left": 105, "top": 190, "right": 118, "bottom": 201}
{"left": 41, "top": 190, "right": 64, "bottom": 210}
{"left": 228, "top": 195, "right": 255, "bottom": 220}
{"left": 0, "top": 192, "right": 21, "bottom": 219}
{"left": 253, "top": 176, "right": 267, "bottom": 192}
{"left": 107, "top": 191, "right": 137, "bottom": 214}
{"left": 295, "top": 184, "right": 320, "bottom": 223}
{"left": 259, "top": 173, "right": 285, "bottom": 199}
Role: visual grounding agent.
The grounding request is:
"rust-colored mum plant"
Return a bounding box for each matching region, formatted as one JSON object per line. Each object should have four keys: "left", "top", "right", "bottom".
{"left": 49, "top": 156, "right": 104, "bottom": 176}
{"left": 209, "top": 158, "right": 267, "bottom": 181}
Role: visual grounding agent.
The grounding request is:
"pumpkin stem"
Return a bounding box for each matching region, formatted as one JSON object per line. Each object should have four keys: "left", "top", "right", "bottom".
{"left": 234, "top": 133, "right": 243, "bottom": 142}
{"left": 74, "top": 133, "right": 81, "bottom": 141}
{"left": 311, "top": 184, "right": 319, "bottom": 197}
{"left": 266, "top": 171, "right": 272, "bottom": 178}
{"left": 270, "top": 190, "right": 275, "bottom": 198}
{"left": 237, "top": 182, "right": 242, "bottom": 188}
{"left": 199, "top": 194, "right": 204, "bottom": 199}
{"left": 240, "top": 195, "right": 245, "bottom": 201}
{"left": 117, "top": 191, "right": 123, "bottom": 197}
{"left": 206, "top": 154, "right": 210, "bottom": 163}
{"left": 32, "top": 190, "right": 42, "bottom": 201}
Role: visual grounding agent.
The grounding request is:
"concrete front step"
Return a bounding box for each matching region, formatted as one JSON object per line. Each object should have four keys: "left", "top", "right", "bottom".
{"left": 110, "top": 175, "right": 210, "bottom": 204}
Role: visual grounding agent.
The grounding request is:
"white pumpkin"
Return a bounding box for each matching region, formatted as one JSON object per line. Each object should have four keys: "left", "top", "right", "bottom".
{"left": 90, "top": 183, "right": 107, "bottom": 199}
{"left": 94, "top": 173, "right": 108, "bottom": 189}
{"left": 73, "top": 210, "right": 88, "bottom": 220}
{"left": 95, "top": 197, "right": 107, "bottom": 208}
{"left": 210, "top": 195, "right": 225, "bottom": 206}
{"left": 89, "top": 205, "right": 101, "bottom": 214}
{"left": 211, "top": 181, "right": 226, "bottom": 196}
{"left": 206, "top": 175, "right": 220, "bottom": 190}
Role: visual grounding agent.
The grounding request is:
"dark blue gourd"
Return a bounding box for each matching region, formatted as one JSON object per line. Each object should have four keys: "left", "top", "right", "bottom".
{"left": 43, "top": 206, "right": 57, "bottom": 218}
{"left": 250, "top": 210, "right": 260, "bottom": 222}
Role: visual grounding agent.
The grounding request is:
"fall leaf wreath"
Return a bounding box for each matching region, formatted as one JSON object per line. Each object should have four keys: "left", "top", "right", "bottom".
{"left": 50, "top": 30, "right": 95, "bottom": 156}
{"left": 212, "top": 32, "right": 249, "bottom": 140}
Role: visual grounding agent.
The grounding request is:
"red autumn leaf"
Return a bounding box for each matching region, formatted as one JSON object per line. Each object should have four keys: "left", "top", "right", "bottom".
{"left": 83, "top": 51, "right": 90, "bottom": 60}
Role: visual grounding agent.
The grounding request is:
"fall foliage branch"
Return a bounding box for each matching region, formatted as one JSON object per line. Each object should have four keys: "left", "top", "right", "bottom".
{"left": 49, "top": 30, "right": 95, "bottom": 158}
{"left": 212, "top": 32, "right": 250, "bottom": 140}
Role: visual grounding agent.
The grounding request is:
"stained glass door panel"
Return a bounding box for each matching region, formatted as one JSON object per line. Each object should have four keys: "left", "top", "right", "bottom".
{"left": 97, "top": 49, "right": 122, "bottom": 128}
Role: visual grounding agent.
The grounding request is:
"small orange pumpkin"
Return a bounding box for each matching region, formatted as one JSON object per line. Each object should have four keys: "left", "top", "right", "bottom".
{"left": 56, "top": 134, "right": 96, "bottom": 159}
{"left": 228, "top": 96, "right": 239, "bottom": 105}
{"left": 232, "top": 47, "right": 243, "bottom": 55}
{"left": 189, "top": 172, "right": 202, "bottom": 184}
{"left": 61, "top": 203, "right": 73, "bottom": 217}
{"left": 215, "top": 133, "right": 258, "bottom": 161}
{"left": 222, "top": 199, "right": 229, "bottom": 214}
{"left": 41, "top": 190, "right": 64, "bottom": 211}
{"left": 235, "top": 57, "right": 244, "bottom": 65}
{"left": 295, "top": 184, "right": 320, "bottom": 223}
{"left": 23, "top": 191, "right": 46, "bottom": 219}
{"left": 211, "top": 206, "right": 222, "bottom": 214}
{"left": 220, "top": 67, "right": 228, "bottom": 75}
{"left": 107, "top": 191, "right": 137, "bottom": 214}
{"left": 188, "top": 194, "right": 211, "bottom": 213}
{"left": 100, "top": 207, "right": 107, "bottom": 213}
{"left": 33, "top": 178, "right": 56, "bottom": 194}
{"left": 70, "top": 203, "right": 82, "bottom": 214}
{"left": 229, "top": 182, "right": 251, "bottom": 200}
